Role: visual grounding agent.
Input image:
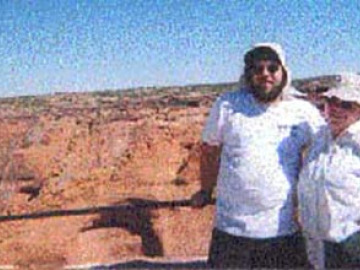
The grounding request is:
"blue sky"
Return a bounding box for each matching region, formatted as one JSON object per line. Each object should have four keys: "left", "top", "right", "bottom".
{"left": 0, "top": 0, "right": 359, "bottom": 97}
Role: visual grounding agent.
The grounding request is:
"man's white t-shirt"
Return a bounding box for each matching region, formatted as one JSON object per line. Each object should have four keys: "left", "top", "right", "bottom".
{"left": 203, "top": 88, "right": 325, "bottom": 238}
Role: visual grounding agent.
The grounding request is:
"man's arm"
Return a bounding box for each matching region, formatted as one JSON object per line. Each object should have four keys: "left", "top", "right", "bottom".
{"left": 191, "top": 142, "right": 221, "bottom": 207}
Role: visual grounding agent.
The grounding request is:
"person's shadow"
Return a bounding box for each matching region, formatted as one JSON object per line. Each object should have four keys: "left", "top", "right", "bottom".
{"left": 81, "top": 198, "right": 164, "bottom": 257}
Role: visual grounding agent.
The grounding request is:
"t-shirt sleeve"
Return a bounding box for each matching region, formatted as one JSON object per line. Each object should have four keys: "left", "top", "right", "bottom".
{"left": 300, "top": 102, "right": 331, "bottom": 168}
{"left": 309, "top": 106, "right": 326, "bottom": 136}
{"left": 302, "top": 102, "right": 328, "bottom": 147}
{"left": 202, "top": 97, "right": 226, "bottom": 146}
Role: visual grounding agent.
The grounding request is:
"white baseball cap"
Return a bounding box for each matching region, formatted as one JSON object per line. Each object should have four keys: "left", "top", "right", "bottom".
{"left": 323, "top": 86, "right": 360, "bottom": 103}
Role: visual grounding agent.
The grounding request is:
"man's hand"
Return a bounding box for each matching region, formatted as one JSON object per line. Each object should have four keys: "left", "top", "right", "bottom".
{"left": 190, "top": 189, "right": 212, "bottom": 208}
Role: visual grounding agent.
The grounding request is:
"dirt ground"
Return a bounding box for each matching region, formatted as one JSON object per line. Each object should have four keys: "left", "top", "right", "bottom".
{"left": 0, "top": 90, "right": 219, "bottom": 269}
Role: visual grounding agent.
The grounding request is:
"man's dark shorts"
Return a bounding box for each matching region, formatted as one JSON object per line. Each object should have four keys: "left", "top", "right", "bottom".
{"left": 208, "top": 228, "right": 309, "bottom": 268}
{"left": 325, "top": 230, "right": 360, "bottom": 268}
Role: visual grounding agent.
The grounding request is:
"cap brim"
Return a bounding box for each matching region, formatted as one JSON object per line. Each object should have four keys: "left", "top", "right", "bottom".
{"left": 323, "top": 87, "right": 360, "bottom": 103}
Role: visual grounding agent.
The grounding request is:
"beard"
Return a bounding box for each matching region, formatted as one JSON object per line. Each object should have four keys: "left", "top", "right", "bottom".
{"left": 249, "top": 84, "right": 283, "bottom": 103}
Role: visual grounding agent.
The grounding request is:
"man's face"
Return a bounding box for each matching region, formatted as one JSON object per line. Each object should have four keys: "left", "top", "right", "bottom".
{"left": 248, "top": 60, "right": 284, "bottom": 103}
{"left": 324, "top": 96, "right": 360, "bottom": 137}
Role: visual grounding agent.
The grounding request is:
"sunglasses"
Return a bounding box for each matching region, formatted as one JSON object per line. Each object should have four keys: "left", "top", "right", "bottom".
{"left": 251, "top": 63, "right": 280, "bottom": 74}
{"left": 328, "top": 97, "right": 354, "bottom": 109}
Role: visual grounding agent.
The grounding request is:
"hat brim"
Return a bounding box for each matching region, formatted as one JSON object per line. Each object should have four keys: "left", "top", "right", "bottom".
{"left": 323, "top": 87, "right": 360, "bottom": 103}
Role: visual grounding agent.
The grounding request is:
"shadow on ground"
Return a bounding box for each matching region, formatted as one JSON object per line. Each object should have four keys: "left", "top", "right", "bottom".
{"left": 81, "top": 198, "right": 166, "bottom": 256}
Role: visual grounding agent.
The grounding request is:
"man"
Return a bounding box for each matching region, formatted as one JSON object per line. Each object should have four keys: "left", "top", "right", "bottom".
{"left": 191, "top": 43, "right": 325, "bottom": 268}
{"left": 299, "top": 83, "right": 360, "bottom": 269}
